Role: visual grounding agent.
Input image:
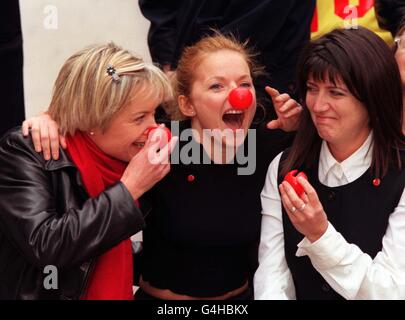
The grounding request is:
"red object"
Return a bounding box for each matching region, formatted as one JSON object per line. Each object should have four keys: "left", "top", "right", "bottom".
{"left": 146, "top": 126, "right": 172, "bottom": 148}
{"left": 66, "top": 132, "right": 134, "bottom": 300}
{"left": 373, "top": 178, "right": 381, "bottom": 187}
{"left": 284, "top": 170, "right": 308, "bottom": 197}
{"left": 228, "top": 87, "right": 253, "bottom": 110}
{"left": 187, "top": 174, "right": 195, "bottom": 182}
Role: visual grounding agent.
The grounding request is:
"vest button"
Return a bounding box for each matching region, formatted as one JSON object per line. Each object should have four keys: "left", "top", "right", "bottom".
{"left": 321, "top": 283, "right": 331, "bottom": 292}
{"left": 327, "top": 191, "right": 336, "bottom": 201}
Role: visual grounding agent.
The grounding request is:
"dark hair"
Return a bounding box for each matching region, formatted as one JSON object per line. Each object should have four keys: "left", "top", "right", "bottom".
{"left": 282, "top": 27, "right": 405, "bottom": 178}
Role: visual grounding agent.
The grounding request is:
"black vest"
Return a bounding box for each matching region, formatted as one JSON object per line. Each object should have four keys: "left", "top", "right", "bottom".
{"left": 278, "top": 149, "right": 405, "bottom": 300}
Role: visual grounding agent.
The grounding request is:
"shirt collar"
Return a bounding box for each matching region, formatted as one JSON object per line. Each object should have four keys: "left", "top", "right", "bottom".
{"left": 319, "top": 132, "right": 373, "bottom": 184}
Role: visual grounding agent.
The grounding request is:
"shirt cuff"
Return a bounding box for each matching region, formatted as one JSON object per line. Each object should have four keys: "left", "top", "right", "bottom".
{"left": 295, "top": 222, "right": 347, "bottom": 269}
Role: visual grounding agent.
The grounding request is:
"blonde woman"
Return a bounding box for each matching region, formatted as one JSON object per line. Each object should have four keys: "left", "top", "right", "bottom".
{"left": 0, "top": 43, "right": 177, "bottom": 300}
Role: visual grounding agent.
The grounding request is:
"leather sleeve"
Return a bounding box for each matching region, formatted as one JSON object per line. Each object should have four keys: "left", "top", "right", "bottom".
{"left": 0, "top": 129, "right": 145, "bottom": 269}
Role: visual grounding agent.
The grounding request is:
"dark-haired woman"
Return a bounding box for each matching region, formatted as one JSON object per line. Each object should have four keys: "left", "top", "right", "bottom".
{"left": 255, "top": 27, "right": 405, "bottom": 300}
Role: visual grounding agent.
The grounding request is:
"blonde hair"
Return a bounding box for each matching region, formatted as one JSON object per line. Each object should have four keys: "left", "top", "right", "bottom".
{"left": 48, "top": 42, "right": 173, "bottom": 135}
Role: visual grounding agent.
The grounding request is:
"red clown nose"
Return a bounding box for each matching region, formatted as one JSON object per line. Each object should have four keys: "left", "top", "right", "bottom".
{"left": 228, "top": 87, "right": 253, "bottom": 110}
{"left": 146, "top": 126, "right": 172, "bottom": 149}
{"left": 283, "top": 170, "right": 308, "bottom": 197}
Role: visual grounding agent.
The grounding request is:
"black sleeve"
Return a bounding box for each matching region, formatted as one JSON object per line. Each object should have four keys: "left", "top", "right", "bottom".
{"left": 139, "top": 0, "right": 183, "bottom": 66}
{"left": 0, "top": 0, "right": 25, "bottom": 136}
{"left": 0, "top": 130, "right": 145, "bottom": 269}
{"left": 375, "top": 0, "right": 405, "bottom": 36}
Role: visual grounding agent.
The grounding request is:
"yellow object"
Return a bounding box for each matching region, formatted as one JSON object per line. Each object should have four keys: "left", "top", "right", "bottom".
{"left": 311, "top": 0, "right": 393, "bottom": 45}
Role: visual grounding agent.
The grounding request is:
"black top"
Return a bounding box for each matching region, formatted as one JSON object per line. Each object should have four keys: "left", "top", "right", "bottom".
{"left": 278, "top": 149, "right": 405, "bottom": 300}
{"left": 139, "top": 120, "right": 293, "bottom": 297}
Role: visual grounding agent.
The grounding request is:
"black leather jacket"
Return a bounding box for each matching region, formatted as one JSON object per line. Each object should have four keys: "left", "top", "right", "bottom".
{"left": 0, "top": 128, "right": 145, "bottom": 299}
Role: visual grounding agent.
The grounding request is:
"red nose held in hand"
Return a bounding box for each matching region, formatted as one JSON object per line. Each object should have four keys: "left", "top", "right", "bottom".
{"left": 283, "top": 170, "right": 308, "bottom": 197}
{"left": 228, "top": 87, "right": 253, "bottom": 110}
{"left": 146, "top": 126, "right": 172, "bottom": 149}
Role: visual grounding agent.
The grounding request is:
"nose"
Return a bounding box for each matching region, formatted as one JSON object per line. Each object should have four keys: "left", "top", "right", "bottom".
{"left": 228, "top": 87, "right": 253, "bottom": 110}
{"left": 311, "top": 92, "right": 330, "bottom": 113}
{"left": 143, "top": 117, "right": 158, "bottom": 135}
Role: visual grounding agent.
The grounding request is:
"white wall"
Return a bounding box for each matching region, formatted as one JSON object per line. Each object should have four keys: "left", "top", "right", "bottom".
{"left": 20, "top": 0, "right": 151, "bottom": 118}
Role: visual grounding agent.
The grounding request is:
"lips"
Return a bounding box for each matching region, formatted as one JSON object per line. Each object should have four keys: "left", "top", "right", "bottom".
{"left": 315, "top": 116, "right": 336, "bottom": 124}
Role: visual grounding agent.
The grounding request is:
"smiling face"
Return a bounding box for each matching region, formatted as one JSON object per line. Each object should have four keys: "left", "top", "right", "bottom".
{"left": 182, "top": 49, "right": 256, "bottom": 144}
{"left": 89, "top": 85, "right": 159, "bottom": 162}
{"left": 306, "top": 76, "right": 370, "bottom": 155}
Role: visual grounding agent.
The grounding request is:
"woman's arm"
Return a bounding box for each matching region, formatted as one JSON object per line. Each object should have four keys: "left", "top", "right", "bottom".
{"left": 295, "top": 190, "right": 405, "bottom": 299}
{"left": 281, "top": 176, "right": 405, "bottom": 299}
{"left": 254, "top": 152, "right": 296, "bottom": 299}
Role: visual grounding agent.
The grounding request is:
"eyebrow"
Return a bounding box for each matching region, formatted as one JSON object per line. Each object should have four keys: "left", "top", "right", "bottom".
{"left": 306, "top": 81, "right": 348, "bottom": 92}
{"left": 206, "top": 74, "right": 251, "bottom": 82}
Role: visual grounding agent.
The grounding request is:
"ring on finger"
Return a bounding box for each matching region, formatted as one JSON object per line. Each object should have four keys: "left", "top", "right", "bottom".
{"left": 291, "top": 206, "right": 297, "bottom": 213}
{"left": 299, "top": 203, "right": 307, "bottom": 211}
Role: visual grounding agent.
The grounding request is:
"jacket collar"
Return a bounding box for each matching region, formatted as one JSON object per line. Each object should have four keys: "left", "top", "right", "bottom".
{"left": 44, "top": 148, "right": 77, "bottom": 171}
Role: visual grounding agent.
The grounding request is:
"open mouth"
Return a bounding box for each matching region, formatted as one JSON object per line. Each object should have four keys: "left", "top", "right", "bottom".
{"left": 222, "top": 109, "right": 245, "bottom": 130}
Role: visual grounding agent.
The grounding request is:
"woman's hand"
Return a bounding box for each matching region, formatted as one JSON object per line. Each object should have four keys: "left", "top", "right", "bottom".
{"left": 279, "top": 176, "right": 328, "bottom": 242}
{"left": 22, "top": 113, "right": 66, "bottom": 160}
{"left": 265, "top": 86, "right": 302, "bottom": 132}
{"left": 120, "top": 133, "right": 178, "bottom": 200}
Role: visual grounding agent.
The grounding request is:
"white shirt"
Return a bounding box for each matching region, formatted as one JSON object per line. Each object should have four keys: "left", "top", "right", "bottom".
{"left": 254, "top": 133, "right": 405, "bottom": 300}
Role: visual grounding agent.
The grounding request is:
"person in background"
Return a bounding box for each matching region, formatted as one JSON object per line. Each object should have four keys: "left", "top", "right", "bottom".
{"left": 139, "top": 0, "right": 315, "bottom": 121}
{"left": 0, "top": 0, "right": 25, "bottom": 137}
{"left": 375, "top": 0, "right": 405, "bottom": 37}
{"left": 0, "top": 43, "right": 177, "bottom": 299}
{"left": 311, "top": 0, "right": 394, "bottom": 44}
{"left": 255, "top": 27, "right": 405, "bottom": 300}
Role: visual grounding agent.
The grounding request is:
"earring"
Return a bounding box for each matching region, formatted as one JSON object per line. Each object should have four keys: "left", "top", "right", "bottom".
{"left": 89, "top": 131, "right": 95, "bottom": 136}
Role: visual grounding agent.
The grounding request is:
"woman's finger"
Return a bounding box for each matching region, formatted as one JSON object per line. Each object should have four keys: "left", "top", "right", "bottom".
{"left": 22, "top": 120, "right": 31, "bottom": 136}
{"left": 279, "top": 99, "right": 300, "bottom": 114}
{"left": 275, "top": 93, "right": 290, "bottom": 104}
{"left": 298, "top": 177, "right": 320, "bottom": 204}
{"left": 40, "top": 126, "right": 51, "bottom": 160}
{"left": 30, "top": 124, "right": 42, "bottom": 153}
{"left": 281, "top": 106, "right": 302, "bottom": 119}
{"left": 155, "top": 136, "right": 179, "bottom": 164}
{"left": 49, "top": 128, "right": 61, "bottom": 160}
{"left": 282, "top": 181, "right": 306, "bottom": 212}
{"left": 59, "top": 135, "right": 67, "bottom": 149}
{"left": 279, "top": 183, "right": 300, "bottom": 219}
{"left": 265, "top": 86, "right": 280, "bottom": 99}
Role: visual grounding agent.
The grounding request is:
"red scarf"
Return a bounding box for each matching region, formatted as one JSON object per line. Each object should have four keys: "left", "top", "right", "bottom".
{"left": 66, "top": 131, "right": 133, "bottom": 300}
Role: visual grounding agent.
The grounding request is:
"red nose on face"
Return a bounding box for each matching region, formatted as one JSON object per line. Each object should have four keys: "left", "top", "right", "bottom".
{"left": 283, "top": 170, "right": 308, "bottom": 197}
{"left": 228, "top": 87, "right": 253, "bottom": 110}
{"left": 146, "top": 126, "right": 172, "bottom": 148}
